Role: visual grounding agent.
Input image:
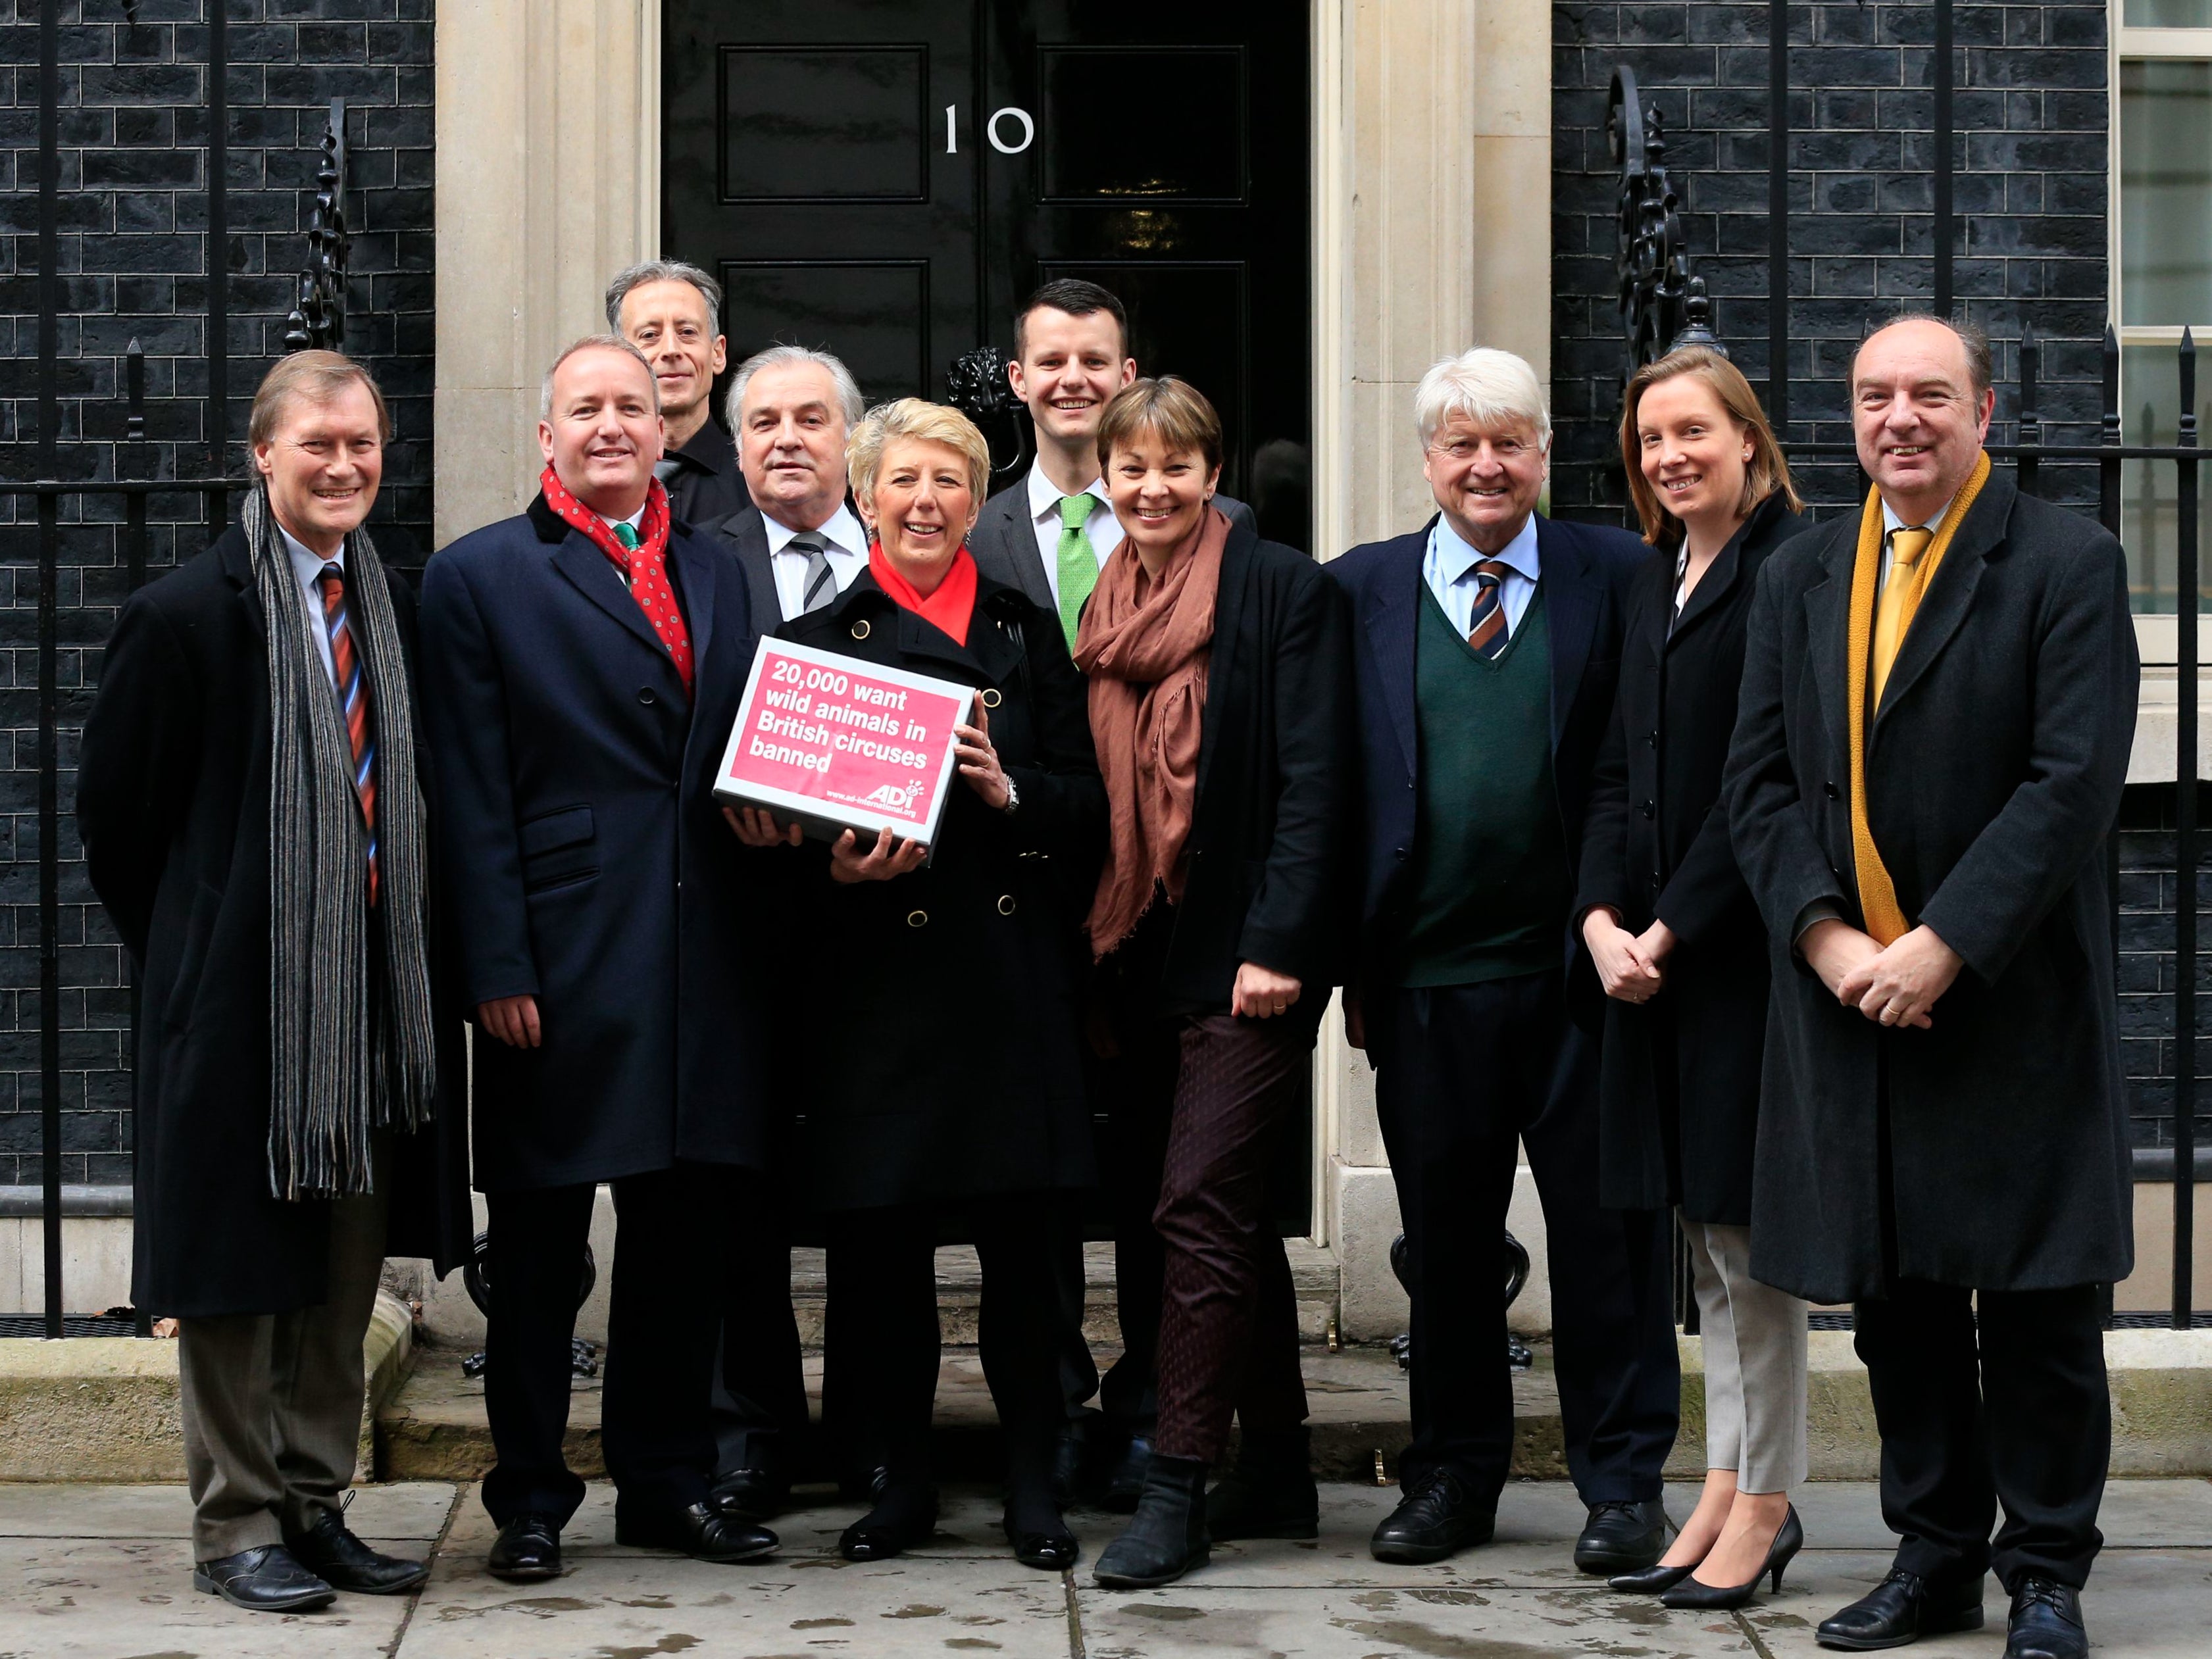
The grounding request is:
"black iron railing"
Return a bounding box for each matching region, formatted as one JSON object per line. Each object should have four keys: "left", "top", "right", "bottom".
{"left": 7, "top": 0, "right": 352, "bottom": 1334}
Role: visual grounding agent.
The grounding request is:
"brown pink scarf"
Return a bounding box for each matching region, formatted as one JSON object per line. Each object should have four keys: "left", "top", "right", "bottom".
{"left": 1074, "top": 505, "right": 1230, "bottom": 958}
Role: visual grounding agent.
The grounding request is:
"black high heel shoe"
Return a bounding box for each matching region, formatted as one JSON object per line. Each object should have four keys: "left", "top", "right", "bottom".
{"left": 1609, "top": 1558, "right": 1700, "bottom": 1595}
{"left": 1659, "top": 1506, "right": 1802, "bottom": 1610}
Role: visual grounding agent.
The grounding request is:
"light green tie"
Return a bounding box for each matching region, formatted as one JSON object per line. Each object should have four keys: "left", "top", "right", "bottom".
{"left": 1055, "top": 493, "right": 1099, "bottom": 651}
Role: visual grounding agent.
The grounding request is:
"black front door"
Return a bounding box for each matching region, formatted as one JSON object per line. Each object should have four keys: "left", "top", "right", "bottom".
{"left": 662, "top": 0, "right": 1311, "bottom": 547}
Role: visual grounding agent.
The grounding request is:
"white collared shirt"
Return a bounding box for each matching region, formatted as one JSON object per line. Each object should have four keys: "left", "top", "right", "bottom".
{"left": 280, "top": 525, "right": 345, "bottom": 689}
{"left": 1422, "top": 512, "right": 1541, "bottom": 638}
{"left": 765, "top": 501, "right": 869, "bottom": 620}
{"left": 1877, "top": 490, "right": 1959, "bottom": 594}
{"left": 1026, "top": 461, "right": 1124, "bottom": 610}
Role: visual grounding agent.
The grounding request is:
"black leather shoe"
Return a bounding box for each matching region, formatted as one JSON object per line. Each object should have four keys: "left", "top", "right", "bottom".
{"left": 1817, "top": 1568, "right": 1986, "bottom": 1650}
{"left": 1207, "top": 1427, "right": 1320, "bottom": 1541}
{"left": 2003, "top": 1577, "right": 2088, "bottom": 1659}
{"left": 1574, "top": 1499, "right": 1668, "bottom": 1575}
{"left": 284, "top": 1508, "right": 430, "bottom": 1595}
{"left": 1661, "top": 1506, "right": 1803, "bottom": 1610}
{"left": 711, "top": 1464, "right": 789, "bottom": 1524}
{"left": 487, "top": 1514, "right": 563, "bottom": 1582}
{"left": 1100, "top": 1435, "right": 1153, "bottom": 1514}
{"left": 1006, "top": 1517, "right": 1080, "bottom": 1572}
{"left": 192, "top": 1544, "right": 336, "bottom": 1612}
{"left": 1369, "top": 1470, "right": 1496, "bottom": 1565}
{"left": 616, "top": 1500, "right": 778, "bottom": 1563}
{"left": 1609, "top": 1560, "right": 1699, "bottom": 1595}
{"left": 838, "top": 1481, "right": 939, "bottom": 1562}
{"left": 1094, "top": 1454, "right": 1210, "bottom": 1587}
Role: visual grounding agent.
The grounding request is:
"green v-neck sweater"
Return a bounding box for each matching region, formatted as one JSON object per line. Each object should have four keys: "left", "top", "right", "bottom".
{"left": 1397, "top": 581, "right": 1573, "bottom": 987}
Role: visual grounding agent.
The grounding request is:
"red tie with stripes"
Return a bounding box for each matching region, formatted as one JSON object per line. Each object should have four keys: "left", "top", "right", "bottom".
{"left": 317, "top": 564, "right": 379, "bottom": 906}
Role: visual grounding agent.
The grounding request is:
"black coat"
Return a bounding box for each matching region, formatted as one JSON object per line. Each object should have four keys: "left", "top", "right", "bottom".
{"left": 772, "top": 570, "right": 1106, "bottom": 1211}
{"left": 661, "top": 418, "right": 751, "bottom": 528}
{"left": 1120, "top": 519, "right": 1355, "bottom": 1012}
{"left": 76, "top": 527, "right": 471, "bottom": 1318}
{"left": 1725, "top": 470, "right": 2140, "bottom": 1301}
{"left": 1328, "top": 514, "right": 1653, "bottom": 1010}
{"left": 1578, "top": 493, "right": 1805, "bottom": 1222}
{"left": 418, "top": 495, "right": 780, "bottom": 1191}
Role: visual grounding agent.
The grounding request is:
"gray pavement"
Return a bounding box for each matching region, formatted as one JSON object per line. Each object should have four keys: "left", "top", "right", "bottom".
{"left": 0, "top": 1479, "right": 2204, "bottom": 1657}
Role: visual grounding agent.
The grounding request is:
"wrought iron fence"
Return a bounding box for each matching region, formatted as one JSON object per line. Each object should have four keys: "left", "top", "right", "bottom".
{"left": 7, "top": 0, "right": 351, "bottom": 1337}
{"left": 1613, "top": 3, "right": 2208, "bottom": 1332}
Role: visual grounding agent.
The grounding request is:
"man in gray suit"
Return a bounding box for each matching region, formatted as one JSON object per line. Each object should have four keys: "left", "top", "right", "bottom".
{"left": 699, "top": 343, "right": 868, "bottom": 1519}
{"left": 968, "top": 280, "right": 1253, "bottom": 653}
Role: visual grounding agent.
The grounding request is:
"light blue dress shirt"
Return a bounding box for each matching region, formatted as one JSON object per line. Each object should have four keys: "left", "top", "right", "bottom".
{"left": 1421, "top": 512, "right": 1541, "bottom": 638}
{"left": 280, "top": 526, "right": 345, "bottom": 691}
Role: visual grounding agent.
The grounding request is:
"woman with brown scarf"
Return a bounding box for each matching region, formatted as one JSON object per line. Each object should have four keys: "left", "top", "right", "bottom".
{"left": 1079, "top": 378, "right": 1355, "bottom": 1588}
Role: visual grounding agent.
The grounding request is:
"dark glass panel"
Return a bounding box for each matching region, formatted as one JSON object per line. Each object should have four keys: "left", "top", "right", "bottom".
{"left": 1038, "top": 47, "right": 1245, "bottom": 202}
{"left": 720, "top": 261, "right": 930, "bottom": 403}
{"left": 720, "top": 46, "right": 928, "bottom": 202}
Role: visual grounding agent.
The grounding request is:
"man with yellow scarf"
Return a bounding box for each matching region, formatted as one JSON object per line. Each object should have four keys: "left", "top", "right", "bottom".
{"left": 1726, "top": 314, "right": 2137, "bottom": 1659}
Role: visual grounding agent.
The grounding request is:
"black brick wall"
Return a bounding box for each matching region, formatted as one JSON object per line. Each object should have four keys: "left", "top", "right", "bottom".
{"left": 1552, "top": 1, "right": 2111, "bottom": 522}
{"left": 2117, "top": 785, "right": 2212, "bottom": 1160}
{"left": 0, "top": 0, "right": 433, "bottom": 1191}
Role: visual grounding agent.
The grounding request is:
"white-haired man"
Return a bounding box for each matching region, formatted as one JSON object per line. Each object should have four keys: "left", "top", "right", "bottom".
{"left": 608, "top": 259, "right": 751, "bottom": 526}
{"left": 710, "top": 344, "right": 870, "bottom": 625}
{"left": 1327, "top": 348, "right": 1680, "bottom": 1573}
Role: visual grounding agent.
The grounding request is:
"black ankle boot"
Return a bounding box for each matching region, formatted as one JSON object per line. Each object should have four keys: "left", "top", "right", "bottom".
{"left": 1207, "top": 1427, "right": 1319, "bottom": 1541}
{"left": 1094, "top": 1454, "right": 1210, "bottom": 1588}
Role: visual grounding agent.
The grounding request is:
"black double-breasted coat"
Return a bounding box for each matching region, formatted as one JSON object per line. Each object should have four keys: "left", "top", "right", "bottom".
{"left": 772, "top": 568, "right": 1107, "bottom": 1212}
{"left": 1724, "top": 470, "right": 2140, "bottom": 1302}
{"left": 76, "top": 527, "right": 472, "bottom": 1318}
{"left": 1578, "top": 493, "right": 1805, "bottom": 1223}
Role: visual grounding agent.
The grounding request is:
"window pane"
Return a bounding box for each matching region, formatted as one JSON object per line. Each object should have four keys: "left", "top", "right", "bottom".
{"left": 2122, "top": 343, "right": 2212, "bottom": 612}
{"left": 2126, "top": 0, "right": 2212, "bottom": 24}
{"left": 2122, "top": 60, "right": 2212, "bottom": 327}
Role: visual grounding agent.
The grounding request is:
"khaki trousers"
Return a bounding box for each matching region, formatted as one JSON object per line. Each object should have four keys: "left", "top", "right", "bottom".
{"left": 177, "top": 1166, "right": 389, "bottom": 1562}
{"left": 1683, "top": 1217, "right": 1809, "bottom": 1493}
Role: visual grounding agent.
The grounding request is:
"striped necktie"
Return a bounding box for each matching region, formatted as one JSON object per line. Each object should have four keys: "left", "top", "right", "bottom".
{"left": 316, "top": 564, "right": 378, "bottom": 906}
{"left": 1055, "top": 494, "right": 1098, "bottom": 651}
{"left": 788, "top": 530, "right": 838, "bottom": 614}
{"left": 1464, "top": 559, "right": 1515, "bottom": 658}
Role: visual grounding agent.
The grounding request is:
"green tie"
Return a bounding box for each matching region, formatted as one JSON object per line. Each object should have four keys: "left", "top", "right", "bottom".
{"left": 612, "top": 521, "right": 640, "bottom": 551}
{"left": 1055, "top": 493, "right": 1098, "bottom": 651}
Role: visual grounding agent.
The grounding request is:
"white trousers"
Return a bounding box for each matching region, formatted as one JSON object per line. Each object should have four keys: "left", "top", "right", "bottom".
{"left": 1683, "top": 1217, "right": 1809, "bottom": 1493}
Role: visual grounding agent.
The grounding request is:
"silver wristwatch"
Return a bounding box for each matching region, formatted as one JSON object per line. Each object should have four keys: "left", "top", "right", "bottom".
{"left": 1001, "top": 777, "right": 1020, "bottom": 816}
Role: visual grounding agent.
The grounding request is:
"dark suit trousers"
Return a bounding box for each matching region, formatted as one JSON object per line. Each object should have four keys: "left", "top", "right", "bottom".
{"left": 822, "top": 1197, "right": 1070, "bottom": 1491}
{"left": 1855, "top": 1278, "right": 2109, "bottom": 1590}
{"left": 710, "top": 1186, "right": 811, "bottom": 1485}
{"left": 1134, "top": 1011, "right": 1313, "bottom": 1467}
{"left": 482, "top": 1164, "right": 734, "bottom": 1527}
{"left": 1373, "top": 969, "right": 1678, "bottom": 1504}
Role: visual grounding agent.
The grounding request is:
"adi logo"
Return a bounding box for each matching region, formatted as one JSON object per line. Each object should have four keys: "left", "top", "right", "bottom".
{"left": 861, "top": 781, "right": 923, "bottom": 811}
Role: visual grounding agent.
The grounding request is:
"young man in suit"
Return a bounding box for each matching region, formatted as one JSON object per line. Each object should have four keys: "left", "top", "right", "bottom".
{"left": 697, "top": 341, "right": 868, "bottom": 1520}
{"left": 78, "top": 352, "right": 469, "bottom": 1612}
{"left": 1328, "top": 348, "right": 1680, "bottom": 1575}
{"left": 1728, "top": 315, "right": 2137, "bottom": 1659}
{"left": 608, "top": 260, "right": 751, "bottom": 527}
{"left": 420, "top": 336, "right": 781, "bottom": 1578}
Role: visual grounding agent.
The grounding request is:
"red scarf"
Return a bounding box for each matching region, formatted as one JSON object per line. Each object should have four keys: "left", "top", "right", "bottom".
{"left": 540, "top": 464, "right": 693, "bottom": 697}
{"left": 868, "top": 540, "right": 978, "bottom": 646}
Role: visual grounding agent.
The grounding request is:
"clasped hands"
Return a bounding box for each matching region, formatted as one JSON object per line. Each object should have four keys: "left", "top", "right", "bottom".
{"left": 721, "top": 692, "right": 1010, "bottom": 883}
{"left": 1581, "top": 910, "right": 1675, "bottom": 1004}
{"left": 1801, "top": 918, "right": 1962, "bottom": 1029}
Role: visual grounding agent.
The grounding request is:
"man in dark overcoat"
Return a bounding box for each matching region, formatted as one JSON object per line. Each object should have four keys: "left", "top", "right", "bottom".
{"left": 419, "top": 335, "right": 780, "bottom": 1577}
{"left": 1328, "top": 347, "right": 1679, "bottom": 1575}
{"left": 607, "top": 259, "right": 751, "bottom": 526}
{"left": 77, "top": 352, "right": 469, "bottom": 1612}
{"left": 1726, "top": 314, "right": 2138, "bottom": 1659}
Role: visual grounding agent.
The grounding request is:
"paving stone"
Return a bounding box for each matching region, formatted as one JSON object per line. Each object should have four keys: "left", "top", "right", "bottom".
{"left": 0, "top": 1477, "right": 459, "bottom": 1542}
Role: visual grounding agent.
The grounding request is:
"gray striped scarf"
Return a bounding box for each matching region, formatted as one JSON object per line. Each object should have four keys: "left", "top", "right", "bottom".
{"left": 244, "top": 484, "right": 436, "bottom": 1200}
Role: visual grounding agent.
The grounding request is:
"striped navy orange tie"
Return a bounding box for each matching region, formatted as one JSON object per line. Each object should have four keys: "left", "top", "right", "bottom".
{"left": 318, "top": 564, "right": 378, "bottom": 906}
{"left": 1465, "top": 560, "right": 1514, "bottom": 658}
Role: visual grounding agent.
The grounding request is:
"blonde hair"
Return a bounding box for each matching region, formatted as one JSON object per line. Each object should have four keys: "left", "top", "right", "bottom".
{"left": 1095, "top": 376, "right": 1223, "bottom": 473}
{"left": 247, "top": 350, "right": 391, "bottom": 447}
{"left": 1414, "top": 347, "right": 1550, "bottom": 449}
{"left": 1619, "top": 346, "right": 1801, "bottom": 552}
{"left": 846, "top": 398, "right": 992, "bottom": 507}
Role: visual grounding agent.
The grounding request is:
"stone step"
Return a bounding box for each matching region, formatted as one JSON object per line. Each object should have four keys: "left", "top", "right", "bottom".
{"left": 373, "top": 1329, "right": 2212, "bottom": 1487}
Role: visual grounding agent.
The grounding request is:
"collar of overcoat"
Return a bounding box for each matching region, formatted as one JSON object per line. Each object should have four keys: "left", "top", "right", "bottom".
{"left": 528, "top": 488, "right": 718, "bottom": 693}
{"left": 807, "top": 565, "right": 1029, "bottom": 689}
{"left": 1664, "top": 489, "right": 1792, "bottom": 651}
{"left": 1801, "top": 463, "right": 2017, "bottom": 756}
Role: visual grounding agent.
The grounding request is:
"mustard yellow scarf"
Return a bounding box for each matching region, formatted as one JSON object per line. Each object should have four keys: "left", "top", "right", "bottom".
{"left": 1844, "top": 450, "right": 1992, "bottom": 944}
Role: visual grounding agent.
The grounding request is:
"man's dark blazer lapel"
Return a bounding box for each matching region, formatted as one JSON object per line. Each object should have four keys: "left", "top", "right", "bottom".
{"left": 1362, "top": 527, "right": 1426, "bottom": 783}
{"left": 711, "top": 507, "right": 782, "bottom": 628}
{"left": 969, "top": 485, "right": 1054, "bottom": 610}
{"left": 1874, "top": 468, "right": 2013, "bottom": 731}
{"left": 1801, "top": 525, "right": 1856, "bottom": 758}
{"left": 531, "top": 491, "right": 690, "bottom": 682}
{"left": 665, "top": 522, "right": 720, "bottom": 668}
{"left": 216, "top": 528, "right": 268, "bottom": 647}
{"left": 1535, "top": 515, "right": 1601, "bottom": 751}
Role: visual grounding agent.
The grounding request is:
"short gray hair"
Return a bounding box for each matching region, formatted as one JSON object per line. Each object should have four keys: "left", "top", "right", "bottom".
{"left": 1413, "top": 347, "right": 1552, "bottom": 449}
{"left": 540, "top": 334, "right": 659, "bottom": 420}
{"left": 604, "top": 259, "right": 723, "bottom": 338}
{"left": 726, "top": 343, "right": 865, "bottom": 433}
